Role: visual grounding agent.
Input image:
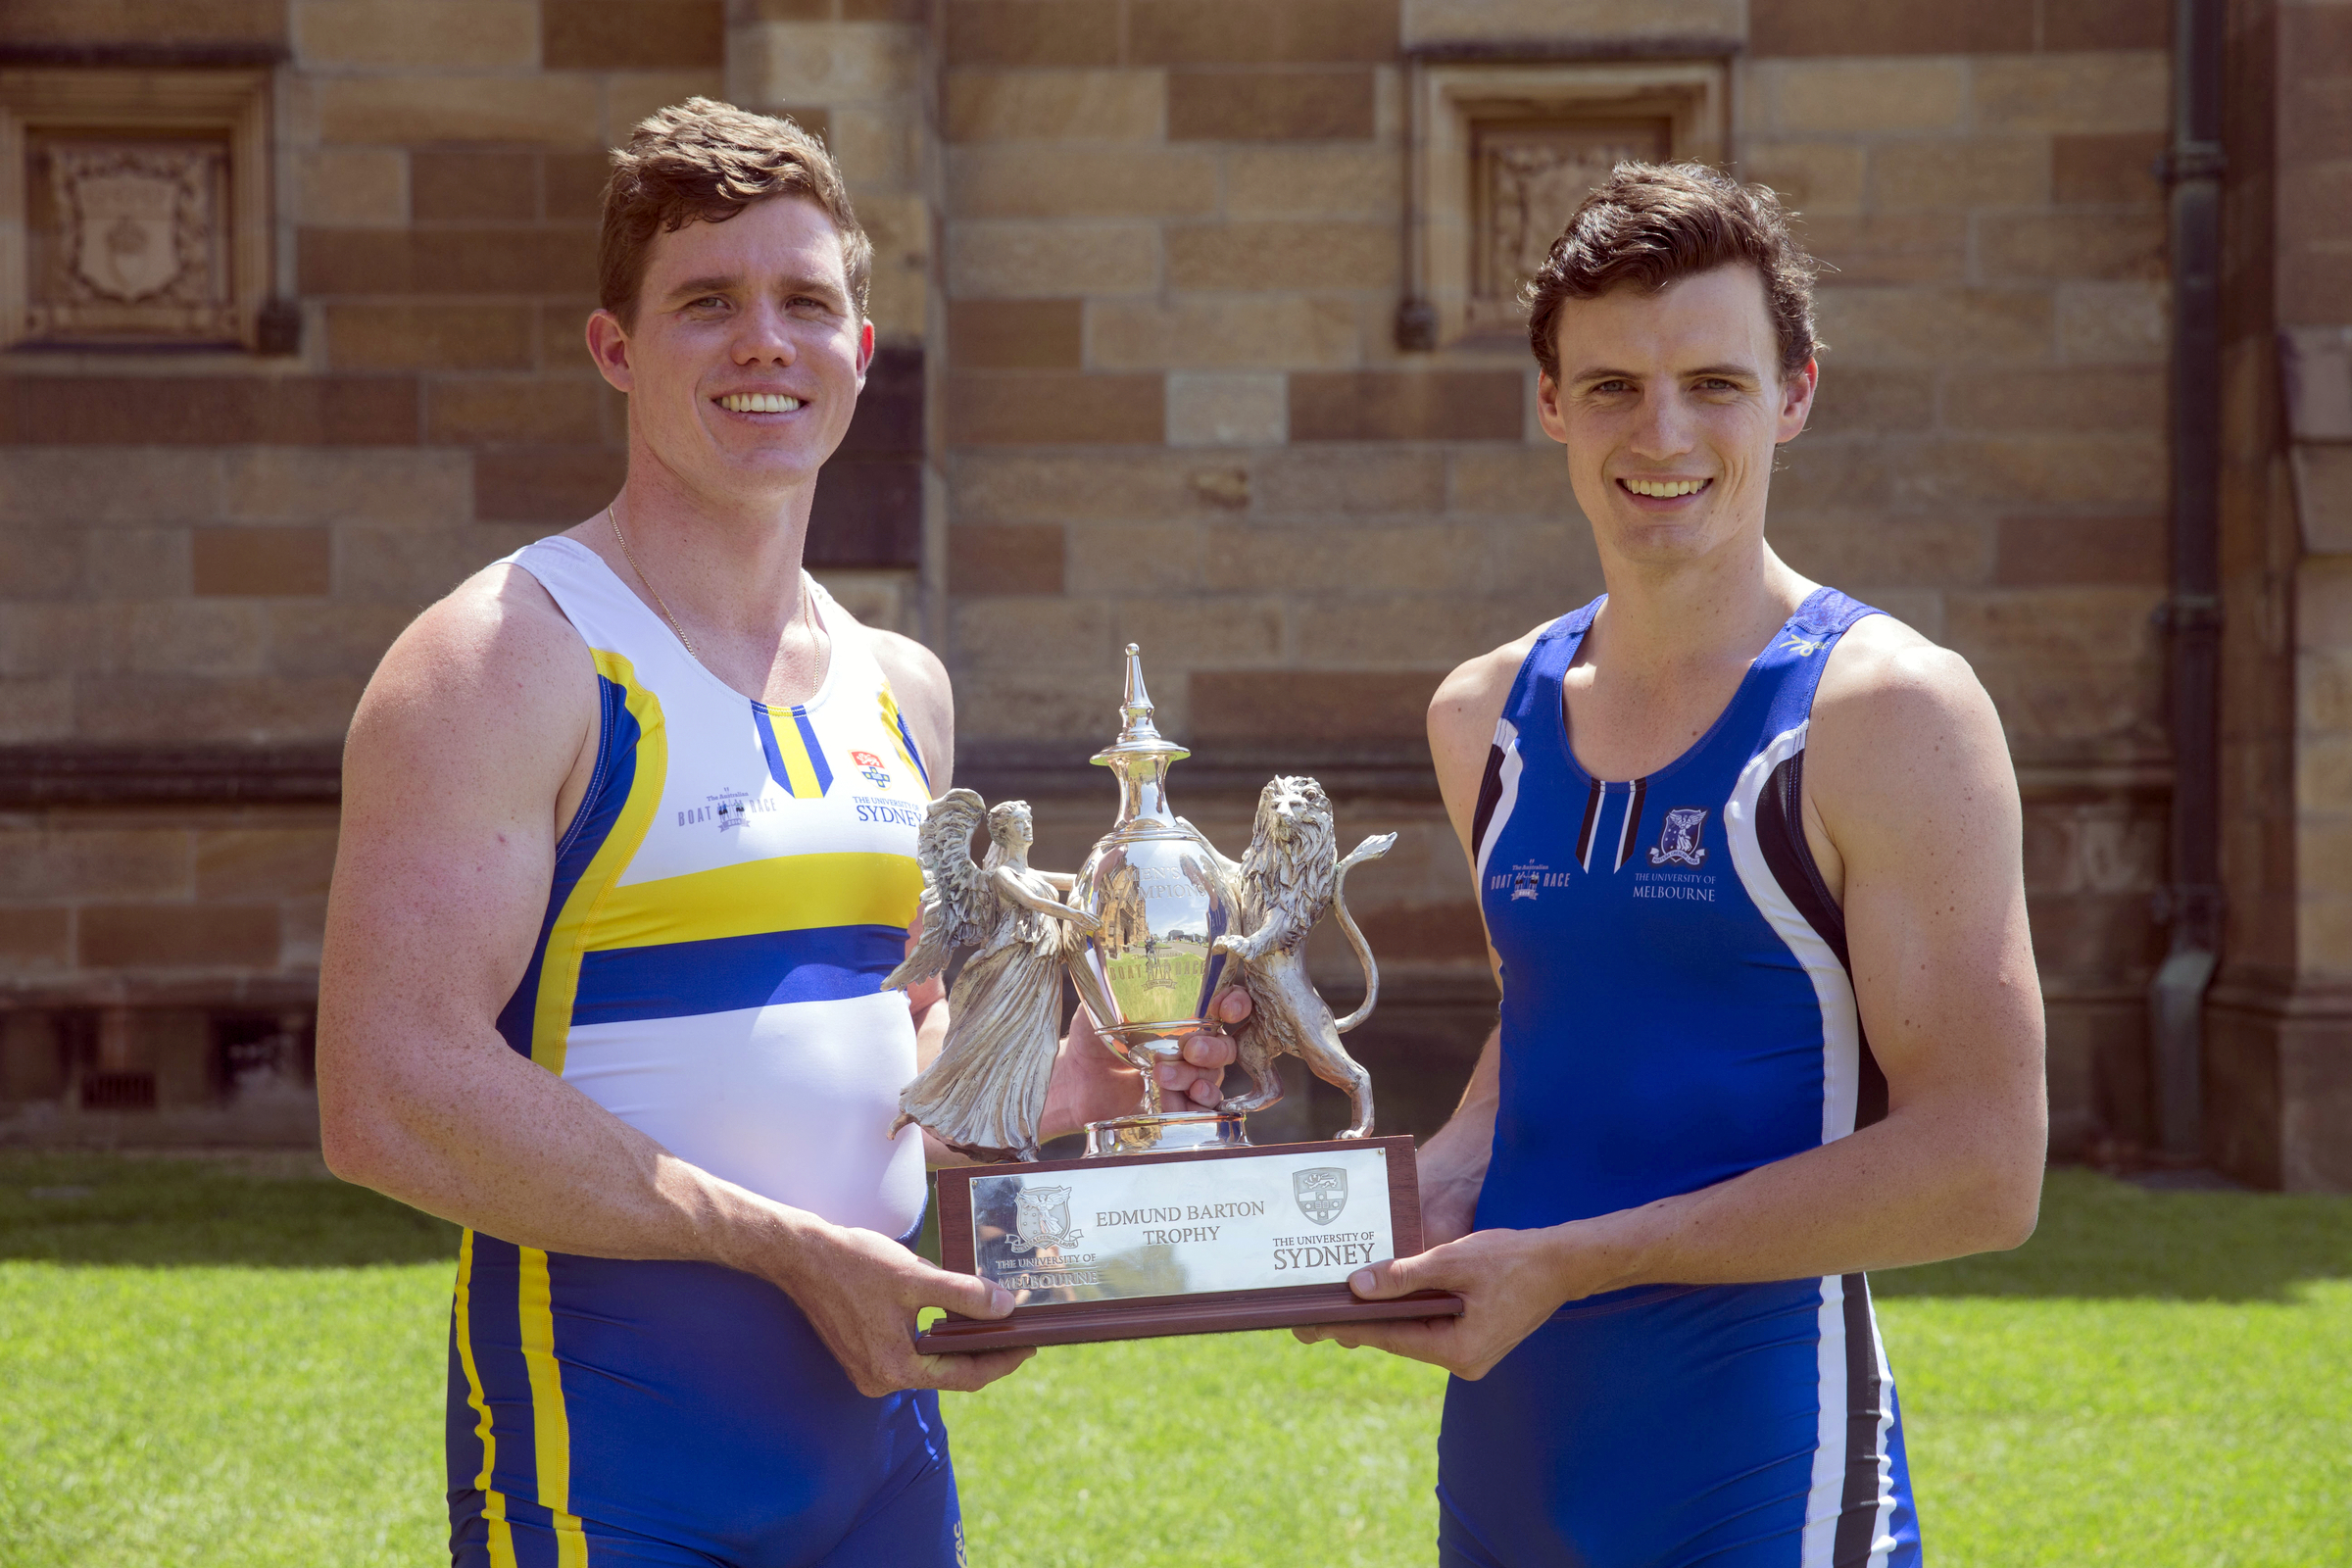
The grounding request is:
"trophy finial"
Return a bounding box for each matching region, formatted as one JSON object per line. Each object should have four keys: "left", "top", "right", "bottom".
{"left": 1094, "top": 644, "right": 1188, "bottom": 770}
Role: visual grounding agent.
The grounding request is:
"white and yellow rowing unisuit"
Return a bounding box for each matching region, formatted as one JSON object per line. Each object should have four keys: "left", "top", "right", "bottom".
{"left": 449, "top": 534, "right": 965, "bottom": 1568}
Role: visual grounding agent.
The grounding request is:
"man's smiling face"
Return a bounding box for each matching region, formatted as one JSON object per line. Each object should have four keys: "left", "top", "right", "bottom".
{"left": 1536, "top": 263, "right": 1816, "bottom": 569}
{"left": 594, "top": 194, "right": 872, "bottom": 503}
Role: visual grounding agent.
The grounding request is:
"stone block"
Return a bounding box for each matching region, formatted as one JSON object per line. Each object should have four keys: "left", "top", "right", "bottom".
{"left": 2281, "top": 2, "right": 2352, "bottom": 87}
{"left": 545, "top": 1, "right": 725, "bottom": 70}
{"left": 1866, "top": 137, "right": 2051, "bottom": 209}
{"left": 1942, "top": 365, "right": 2163, "bottom": 432}
{"left": 951, "top": 596, "right": 1114, "bottom": 668}
{"left": 951, "top": 222, "right": 1159, "bottom": 298}
{"left": 333, "top": 524, "right": 540, "bottom": 604}
{"left": 1107, "top": 597, "right": 1286, "bottom": 667}
{"left": 1791, "top": 212, "right": 1966, "bottom": 286}
{"left": 1206, "top": 522, "right": 1489, "bottom": 593}
{"left": 80, "top": 528, "right": 190, "bottom": 601}
{"left": 78, "top": 905, "right": 281, "bottom": 970}
{"left": 545, "top": 152, "right": 613, "bottom": 222}
{"left": 1447, "top": 446, "right": 1572, "bottom": 516}
{"left": 1764, "top": 439, "right": 1898, "bottom": 511}
{"left": 1769, "top": 511, "right": 1992, "bottom": 585}
{"left": 3, "top": 0, "right": 285, "bottom": 49}
{"left": 293, "top": 0, "right": 538, "bottom": 67}
{"left": 1224, "top": 145, "right": 1398, "bottom": 219}
{"left": 1167, "top": 70, "right": 1375, "bottom": 141}
{"left": 0, "top": 451, "right": 223, "bottom": 525}
{"left": 1166, "top": 372, "right": 1288, "bottom": 447}
{"left": 727, "top": 20, "right": 918, "bottom": 103}
{"left": 315, "top": 75, "right": 607, "bottom": 148}
{"left": 1813, "top": 287, "right": 2051, "bottom": 365}
{"left": 1896, "top": 435, "right": 2164, "bottom": 508}
{"left": 2281, "top": 165, "right": 2352, "bottom": 250}
{"left": 0, "top": 907, "right": 71, "bottom": 974}
{"left": 295, "top": 149, "right": 408, "bottom": 229}
{"left": 2045, "top": 0, "right": 2169, "bottom": 50}
{"left": 2281, "top": 248, "right": 2352, "bottom": 326}
{"left": 946, "top": 70, "right": 1164, "bottom": 141}
{"left": 1978, "top": 210, "right": 2166, "bottom": 282}
{"left": 1251, "top": 446, "right": 1449, "bottom": 515}
{"left": 944, "top": 0, "right": 1121, "bottom": 67}
{"left": 955, "top": 667, "right": 1125, "bottom": 741}
{"left": 193, "top": 529, "right": 333, "bottom": 599}
{"left": 471, "top": 447, "right": 629, "bottom": 523}
{"left": 946, "top": 371, "right": 1166, "bottom": 444}
{"left": 951, "top": 525, "right": 1066, "bottom": 595}
{"left": 1751, "top": 0, "right": 2033, "bottom": 54}
{"left": 949, "top": 299, "right": 1084, "bottom": 369}
{"left": 0, "top": 679, "right": 73, "bottom": 744}
{"left": 426, "top": 377, "right": 612, "bottom": 445}
{"left": 1131, "top": 0, "right": 1398, "bottom": 64}
{"left": 1403, "top": 0, "right": 1742, "bottom": 48}
{"left": 1806, "top": 366, "right": 1936, "bottom": 432}
{"left": 948, "top": 145, "right": 1221, "bottom": 219}
{"left": 1063, "top": 520, "right": 1209, "bottom": 594}
{"left": 1737, "top": 141, "right": 1868, "bottom": 215}
{"left": 952, "top": 450, "right": 1265, "bottom": 520}
{"left": 130, "top": 603, "right": 271, "bottom": 676}
{"left": 74, "top": 675, "right": 367, "bottom": 743}
{"left": 2302, "top": 556, "right": 2352, "bottom": 649}
{"left": 1294, "top": 596, "right": 1554, "bottom": 666}
{"left": 1190, "top": 669, "right": 1439, "bottom": 742}
{"left": 0, "top": 831, "right": 190, "bottom": 903}
{"left": 2057, "top": 280, "right": 2169, "bottom": 364}
{"left": 1166, "top": 220, "right": 1396, "bottom": 291}
{"left": 1944, "top": 585, "right": 2161, "bottom": 665}
{"left": 1088, "top": 294, "right": 1359, "bottom": 369}
{"left": 224, "top": 449, "right": 473, "bottom": 526}
{"left": 196, "top": 829, "right": 342, "bottom": 902}
{"left": 2, "top": 378, "right": 420, "bottom": 449}
{"left": 1993, "top": 514, "right": 2166, "bottom": 586}
{"left": 301, "top": 228, "right": 600, "bottom": 298}
{"left": 325, "top": 303, "right": 538, "bottom": 370}
{"left": 0, "top": 605, "right": 121, "bottom": 677}
{"left": 0, "top": 530, "right": 80, "bottom": 600}
{"left": 1973, "top": 53, "right": 2169, "bottom": 134}
{"left": 1758, "top": 60, "right": 1968, "bottom": 135}
{"left": 2052, "top": 131, "right": 2167, "bottom": 205}
{"left": 1291, "top": 370, "right": 1523, "bottom": 441}
{"left": 412, "top": 152, "right": 540, "bottom": 224}
{"left": 263, "top": 603, "right": 418, "bottom": 679}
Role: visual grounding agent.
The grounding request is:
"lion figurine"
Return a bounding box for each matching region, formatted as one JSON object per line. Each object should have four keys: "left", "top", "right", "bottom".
{"left": 1209, "top": 776, "right": 1396, "bottom": 1139}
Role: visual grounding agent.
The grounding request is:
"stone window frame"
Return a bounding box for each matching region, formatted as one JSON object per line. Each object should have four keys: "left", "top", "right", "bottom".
{"left": 1399, "top": 58, "right": 1730, "bottom": 354}
{"left": 0, "top": 68, "right": 275, "bottom": 353}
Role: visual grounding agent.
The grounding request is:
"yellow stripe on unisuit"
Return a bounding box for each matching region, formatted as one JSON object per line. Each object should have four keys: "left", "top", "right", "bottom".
{"left": 454, "top": 1231, "right": 519, "bottom": 1568}
{"left": 585, "top": 852, "right": 922, "bottom": 952}
{"left": 531, "top": 650, "right": 669, "bottom": 1077}
{"left": 516, "top": 1247, "right": 591, "bottom": 1560}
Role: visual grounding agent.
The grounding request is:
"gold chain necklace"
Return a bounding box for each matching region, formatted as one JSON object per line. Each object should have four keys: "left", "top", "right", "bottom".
{"left": 605, "top": 503, "right": 817, "bottom": 669}
{"left": 607, "top": 502, "right": 698, "bottom": 660}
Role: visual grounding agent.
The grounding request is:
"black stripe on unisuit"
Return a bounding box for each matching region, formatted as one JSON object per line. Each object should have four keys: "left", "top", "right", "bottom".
{"left": 1833, "top": 1272, "right": 1887, "bottom": 1566}
{"left": 1574, "top": 777, "right": 1602, "bottom": 869}
{"left": 1471, "top": 743, "right": 1506, "bottom": 867}
{"left": 1756, "top": 750, "right": 1888, "bottom": 1130}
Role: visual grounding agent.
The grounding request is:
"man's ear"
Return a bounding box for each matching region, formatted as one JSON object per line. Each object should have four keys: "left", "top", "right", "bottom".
{"left": 1775, "top": 357, "right": 1819, "bottom": 445}
{"left": 586, "top": 309, "right": 635, "bottom": 394}
{"left": 1535, "top": 372, "right": 1571, "bottom": 446}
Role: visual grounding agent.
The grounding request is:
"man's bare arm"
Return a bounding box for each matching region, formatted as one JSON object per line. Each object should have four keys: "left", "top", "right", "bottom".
{"left": 1311, "top": 620, "right": 2045, "bottom": 1376}
{"left": 317, "top": 568, "right": 1028, "bottom": 1395}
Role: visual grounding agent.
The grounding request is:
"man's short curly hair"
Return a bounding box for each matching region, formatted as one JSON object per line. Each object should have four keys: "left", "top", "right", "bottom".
{"left": 599, "top": 97, "right": 871, "bottom": 327}
{"left": 1522, "top": 163, "right": 1819, "bottom": 382}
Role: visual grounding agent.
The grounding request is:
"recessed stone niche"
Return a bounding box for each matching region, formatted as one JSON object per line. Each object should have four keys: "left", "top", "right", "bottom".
{"left": 0, "top": 69, "right": 274, "bottom": 351}
{"left": 1402, "top": 60, "right": 1728, "bottom": 351}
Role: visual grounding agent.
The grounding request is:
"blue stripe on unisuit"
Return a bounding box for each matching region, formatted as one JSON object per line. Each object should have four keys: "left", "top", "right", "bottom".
{"left": 569, "top": 924, "right": 908, "bottom": 1026}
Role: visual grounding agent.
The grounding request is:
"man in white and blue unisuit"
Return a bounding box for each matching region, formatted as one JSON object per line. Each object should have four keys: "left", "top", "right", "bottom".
{"left": 1302, "top": 164, "right": 2048, "bottom": 1568}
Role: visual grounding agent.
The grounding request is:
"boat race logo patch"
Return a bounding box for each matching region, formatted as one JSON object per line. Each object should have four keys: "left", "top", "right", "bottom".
{"left": 850, "top": 749, "right": 892, "bottom": 787}
{"left": 1007, "top": 1185, "right": 1081, "bottom": 1253}
{"left": 1294, "top": 1166, "right": 1348, "bottom": 1227}
{"left": 1648, "top": 807, "right": 1709, "bottom": 867}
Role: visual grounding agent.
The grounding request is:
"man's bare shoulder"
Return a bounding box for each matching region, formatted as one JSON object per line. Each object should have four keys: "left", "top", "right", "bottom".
{"left": 1809, "top": 611, "right": 2015, "bottom": 824}
{"left": 1428, "top": 620, "right": 1550, "bottom": 765}
{"left": 348, "top": 561, "right": 597, "bottom": 792}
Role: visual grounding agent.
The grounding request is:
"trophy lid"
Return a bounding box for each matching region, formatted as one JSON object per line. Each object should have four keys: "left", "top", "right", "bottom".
{"left": 1091, "top": 644, "right": 1190, "bottom": 773}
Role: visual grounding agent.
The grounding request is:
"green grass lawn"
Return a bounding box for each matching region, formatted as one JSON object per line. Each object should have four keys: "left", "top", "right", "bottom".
{"left": 0, "top": 1153, "right": 2344, "bottom": 1566}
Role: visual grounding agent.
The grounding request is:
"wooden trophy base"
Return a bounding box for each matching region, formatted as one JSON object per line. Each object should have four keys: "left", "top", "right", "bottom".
{"left": 914, "top": 1134, "right": 1463, "bottom": 1354}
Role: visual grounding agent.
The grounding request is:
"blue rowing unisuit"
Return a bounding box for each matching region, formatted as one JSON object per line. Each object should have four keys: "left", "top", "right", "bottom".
{"left": 1440, "top": 587, "right": 1924, "bottom": 1568}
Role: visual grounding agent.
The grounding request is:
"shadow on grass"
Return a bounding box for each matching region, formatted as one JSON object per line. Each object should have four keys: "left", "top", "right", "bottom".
{"left": 1875, "top": 1166, "right": 2352, "bottom": 1303}
{"left": 0, "top": 1150, "right": 458, "bottom": 1268}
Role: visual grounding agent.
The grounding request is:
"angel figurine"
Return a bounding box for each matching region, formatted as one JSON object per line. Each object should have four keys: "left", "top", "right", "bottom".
{"left": 884, "top": 791, "right": 1099, "bottom": 1161}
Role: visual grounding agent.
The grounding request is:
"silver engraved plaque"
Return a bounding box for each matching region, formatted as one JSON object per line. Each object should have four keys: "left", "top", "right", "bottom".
{"left": 966, "top": 1147, "right": 1395, "bottom": 1304}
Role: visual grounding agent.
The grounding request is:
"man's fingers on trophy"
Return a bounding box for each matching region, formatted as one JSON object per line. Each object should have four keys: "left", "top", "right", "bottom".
{"left": 1208, "top": 987, "right": 1253, "bottom": 1025}
{"left": 917, "top": 1346, "right": 1036, "bottom": 1393}
{"left": 919, "top": 1270, "right": 1017, "bottom": 1320}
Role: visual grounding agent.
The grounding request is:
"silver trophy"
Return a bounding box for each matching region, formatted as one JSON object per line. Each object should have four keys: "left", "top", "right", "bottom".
{"left": 890, "top": 644, "right": 1396, "bottom": 1162}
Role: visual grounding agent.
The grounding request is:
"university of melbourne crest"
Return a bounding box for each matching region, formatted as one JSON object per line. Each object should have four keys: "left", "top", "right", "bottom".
{"left": 1006, "top": 1185, "right": 1081, "bottom": 1253}
{"left": 1648, "top": 807, "right": 1709, "bottom": 867}
{"left": 1294, "top": 1166, "right": 1348, "bottom": 1227}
